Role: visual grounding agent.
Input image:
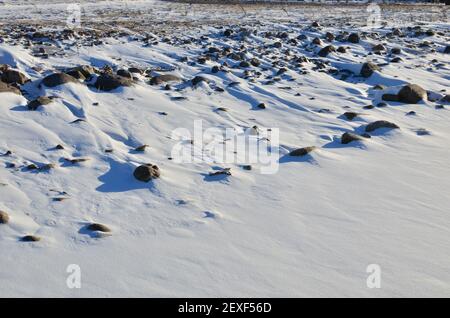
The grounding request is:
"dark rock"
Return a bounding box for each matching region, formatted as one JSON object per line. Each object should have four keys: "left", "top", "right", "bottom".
{"left": 398, "top": 84, "right": 426, "bottom": 104}
{"left": 67, "top": 65, "right": 95, "bottom": 79}
{"left": 391, "top": 47, "right": 401, "bottom": 54}
{"left": 249, "top": 58, "right": 260, "bottom": 67}
{"left": 257, "top": 103, "right": 266, "bottom": 109}
{"left": 341, "top": 132, "right": 364, "bottom": 144}
{"left": 42, "top": 73, "right": 78, "bottom": 87}
{"left": 289, "top": 146, "right": 316, "bottom": 156}
{"left": 318, "top": 45, "right": 335, "bottom": 57}
{"left": 360, "top": 62, "right": 380, "bottom": 78}
{"left": 444, "top": 46, "right": 450, "bottom": 54}
{"left": 21, "top": 235, "right": 41, "bottom": 242}
{"left": 342, "top": 112, "right": 359, "bottom": 120}
{"left": 365, "top": 120, "right": 399, "bottom": 132}
{"left": 117, "top": 69, "right": 132, "bottom": 78}
{"left": 337, "top": 46, "right": 347, "bottom": 53}
{"left": 348, "top": 33, "right": 360, "bottom": 43}
{"left": 149, "top": 74, "right": 181, "bottom": 85}
{"left": 239, "top": 61, "right": 251, "bottom": 68}
{"left": 128, "top": 67, "right": 143, "bottom": 74}
{"left": 0, "top": 210, "right": 9, "bottom": 224}
{"left": 372, "top": 44, "right": 386, "bottom": 52}
{"left": 192, "top": 76, "right": 209, "bottom": 86}
{"left": 27, "top": 96, "right": 53, "bottom": 110}
{"left": 0, "top": 81, "right": 21, "bottom": 95}
{"left": 94, "top": 74, "right": 133, "bottom": 91}
{"left": 1, "top": 69, "right": 29, "bottom": 85}
{"left": 312, "top": 37, "right": 322, "bottom": 45}
{"left": 87, "top": 223, "right": 111, "bottom": 232}
{"left": 134, "top": 144, "right": 148, "bottom": 152}
{"left": 209, "top": 168, "right": 231, "bottom": 176}
{"left": 134, "top": 164, "right": 160, "bottom": 182}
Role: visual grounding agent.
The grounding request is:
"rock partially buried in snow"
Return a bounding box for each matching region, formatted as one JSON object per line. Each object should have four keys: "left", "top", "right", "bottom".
{"left": 341, "top": 132, "right": 364, "bottom": 144}
{"left": 0, "top": 81, "right": 21, "bottom": 95}
{"left": 27, "top": 96, "right": 53, "bottom": 110}
{"left": 0, "top": 210, "right": 10, "bottom": 224}
{"left": 348, "top": 33, "right": 360, "bottom": 43}
{"left": 149, "top": 74, "right": 181, "bottom": 85}
{"left": 94, "top": 74, "right": 133, "bottom": 91}
{"left": 318, "top": 45, "right": 335, "bottom": 57}
{"left": 1, "top": 69, "right": 29, "bottom": 85}
{"left": 398, "top": 84, "right": 426, "bottom": 104}
{"left": 365, "top": 120, "right": 399, "bottom": 132}
{"left": 87, "top": 223, "right": 111, "bottom": 232}
{"left": 360, "top": 62, "right": 380, "bottom": 78}
{"left": 21, "top": 235, "right": 41, "bottom": 242}
{"left": 289, "top": 146, "right": 316, "bottom": 156}
{"left": 134, "top": 164, "right": 160, "bottom": 182}
{"left": 192, "top": 76, "right": 209, "bottom": 86}
{"left": 42, "top": 73, "right": 78, "bottom": 87}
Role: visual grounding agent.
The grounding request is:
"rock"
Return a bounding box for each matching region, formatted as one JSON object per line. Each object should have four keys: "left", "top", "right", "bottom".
{"left": 348, "top": 33, "right": 360, "bottom": 43}
{"left": 289, "top": 146, "right": 316, "bottom": 156}
{"left": 87, "top": 223, "right": 111, "bottom": 232}
{"left": 117, "top": 69, "right": 132, "bottom": 78}
{"left": 0, "top": 81, "right": 21, "bottom": 95}
{"left": 342, "top": 112, "right": 359, "bottom": 120}
{"left": 211, "top": 66, "right": 220, "bottom": 73}
{"left": 128, "top": 67, "right": 143, "bottom": 74}
{"left": 325, "top": 32, "right": 335, "bottom": 42}
{"left": 21, "top": 235, "right": 41, "bottom": 242}
{"left": 341, "top": 132, "right": 364, "bottom": 144}
{"left": 42, "top": 73, "right": 78, "bottom": 87}
{"left": 372, "top": 44, "right": 386, "bottom": 52}
{"left": 337, "top": 46, "right": 347, "bottom": 53}
{"left": 0, "top": 210, "right": 9, "bottom": 224}
{"left": 27, "top": 163, "right": 39, "bottom": 170}
{"left": 398, "top": 84, "right": 426, "bottom": 104}
{"left": 209, "top": 168, "right": 231, "bottom": 176}
{"left": 382, "top": 94, "right": 400, "bottom": 102}
{"left": 444, "top": 46, "right": 450, "bottom": 54}
{"left": 192, "top": 76, "right": 209, "bottom": 86}
{"left": 94, "top": 74, "right": 133, "bottom": 91}
{"left": 311, "top": 21, "right": 320, "bottom": 27}
{"left": 149, "top": 74, "right": 181, "bottom": 85}
{"left": 391, "top": 47, "right": 401, "bottom": 54}
{"left": 373, "top": 84, "right": 386, "bottom": 90}
{"left": 257, "top": 102, "right": 266, "bottom": 109}
{"left": 312, "top": 37, "right": 322, "bottom": 45}
{"left": 134, "top": 164, "right": 160, "bottom": 182}
{"left": 360, "top": 62, "right": 380, "bottom": 78}
{"left": 66, "top": 65, "right": 95, "bottom": 80}
{"left": 318, "top": 45, "right": 335, "bottom": 57}
{"left": 365, "top": 120, "right": 399, "bottom": 132}
{"left": 239, "top": 61, "right": 251, "bottom": 68}
{"left": 249, "top": 58, "right": 261, "bottom": 67}
{"left": 27, "top": 96, "right": 53, "bottom": 110}
{"left": 390, "top": 57, "right": 402, "bottom": 63}
{"left": 134, "top": 144, "right": 148, "bottom": 152}
{"left": 1, "top": 69, "right": 29, "bottom": 85}
{"left": 224, "top": 29, "right": 233, "bottom": 37}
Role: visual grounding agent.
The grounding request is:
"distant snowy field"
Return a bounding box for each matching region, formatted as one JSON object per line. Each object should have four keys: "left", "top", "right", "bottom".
{"left": 0, "top": 1, "right": 449, "bottom": 297}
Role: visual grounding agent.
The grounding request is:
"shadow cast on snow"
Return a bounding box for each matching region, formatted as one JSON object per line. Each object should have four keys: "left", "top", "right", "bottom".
{"left": 96, "top": 158, "right": 156, "bottom": 193}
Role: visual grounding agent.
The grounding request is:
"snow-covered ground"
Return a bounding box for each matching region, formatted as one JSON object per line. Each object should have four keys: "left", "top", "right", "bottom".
{"left": 0, "top": 1, "right": 449, "bottom": 297}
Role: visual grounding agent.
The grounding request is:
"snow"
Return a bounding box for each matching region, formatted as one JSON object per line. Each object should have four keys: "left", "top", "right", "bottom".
{"left": 0, "top": 1, "right": 449, "bottom": 297}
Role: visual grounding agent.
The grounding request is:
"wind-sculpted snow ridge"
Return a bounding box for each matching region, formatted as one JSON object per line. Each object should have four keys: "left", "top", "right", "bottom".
{"left": 0, "top": 1, "right": 449, "bottom": 297}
